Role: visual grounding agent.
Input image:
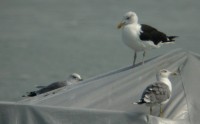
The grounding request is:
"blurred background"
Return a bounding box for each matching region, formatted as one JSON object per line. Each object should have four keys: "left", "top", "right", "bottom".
{"left": 0, "top": 0, "right": 200, "bottom": 101}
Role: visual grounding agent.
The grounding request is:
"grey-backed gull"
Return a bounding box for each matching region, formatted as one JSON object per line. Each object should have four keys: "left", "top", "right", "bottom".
{"left": 118, "top": 11, "right": 178, "bottom": 65}
{"left": 134, "top": 69, "right": 177, "bottom": 117}
{"left": 23, "top": 73, "right": 83, "bottom": 97}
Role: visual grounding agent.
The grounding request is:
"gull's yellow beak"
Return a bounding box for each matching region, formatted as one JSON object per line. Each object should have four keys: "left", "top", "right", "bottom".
{"left": 117, "top": 22, "right": 125, "bottom": 29}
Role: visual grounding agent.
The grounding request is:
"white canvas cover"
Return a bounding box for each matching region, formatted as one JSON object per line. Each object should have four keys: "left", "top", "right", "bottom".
{"left": 0, "top": 49, "right": 199, "bottom": 124}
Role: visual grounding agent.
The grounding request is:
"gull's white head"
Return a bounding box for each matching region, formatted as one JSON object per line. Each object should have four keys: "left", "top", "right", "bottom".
{"left": 117, "top": 11, "right": 138, "bottom": 29}
{"left": 68, "top": 73, "right": 83, "bottom": 82}
{"left": 156, "top": 69, "right": 177, "bottom": 79}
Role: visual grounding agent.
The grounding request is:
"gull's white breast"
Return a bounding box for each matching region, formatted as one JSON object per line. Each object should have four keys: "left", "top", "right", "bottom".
{"left": 122, "top": 24, "right": 145, "bottom": 51}
{"left": 160, "top": 78, "right": 172, "bottom": 105}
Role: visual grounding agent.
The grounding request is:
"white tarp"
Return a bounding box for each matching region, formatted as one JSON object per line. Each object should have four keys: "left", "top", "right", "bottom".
{"left": 1, "top": 49, "right": 199, "bottom": 124}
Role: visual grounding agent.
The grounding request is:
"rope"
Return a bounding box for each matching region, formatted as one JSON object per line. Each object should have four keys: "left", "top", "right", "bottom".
{"left": 177, "top": 66, "right": 192, "bottom": 124}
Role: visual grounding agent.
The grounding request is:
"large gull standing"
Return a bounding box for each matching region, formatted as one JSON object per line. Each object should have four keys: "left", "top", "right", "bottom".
{"left": 117, "top": 11, "right": 178, "bottom": 65}
{"left": 134, "top": 69, "right": 177, "bottom": 117}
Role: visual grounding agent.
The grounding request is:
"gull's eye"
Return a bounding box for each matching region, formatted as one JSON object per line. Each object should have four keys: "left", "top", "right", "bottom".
{"left": 72, "top": 75, "right": 77, "bottom": 79}
{"left": 126, "top": 17, "right": 130, "bottom": 20}
{"left": 161, "top": 70, "right": 167, "bottom": 73}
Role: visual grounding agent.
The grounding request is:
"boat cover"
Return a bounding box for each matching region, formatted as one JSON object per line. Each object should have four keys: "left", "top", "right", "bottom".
{"left": 1, "top": 49, "right": 199, "bottom": 124}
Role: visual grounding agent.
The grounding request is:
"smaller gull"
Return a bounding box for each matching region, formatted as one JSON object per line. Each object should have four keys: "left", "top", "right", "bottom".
{"left": 23, "top": 73, "right": 83, "bottom": 97}
{"left": 117, "top": 11, "right": 178, "bottom": 65}
{"left": 133, "top": 69, "right": 177, "bottom": 117}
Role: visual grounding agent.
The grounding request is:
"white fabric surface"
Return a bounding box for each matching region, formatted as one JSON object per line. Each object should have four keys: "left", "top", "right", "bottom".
{"left": 1, "top": 49, "right": 199, "bottom": 124}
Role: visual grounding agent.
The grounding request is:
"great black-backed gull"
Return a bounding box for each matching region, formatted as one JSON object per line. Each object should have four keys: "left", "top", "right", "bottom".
{"left": 23, "top": 73, "right": 83, "bottom": 97}
{"left": 117, "top": 11, "right": 178, "bottom": 65}
{"left": 133, "top": 69, "right": 177, "bottom": 117}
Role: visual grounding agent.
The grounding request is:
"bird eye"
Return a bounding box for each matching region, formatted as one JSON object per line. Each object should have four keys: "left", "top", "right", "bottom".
{"left": 72, "top": 75, "right": 77, "bottom": 79}
{"left": 161, "top": 70, "right": 167, "bottom": 73}
{"left": 126, "top": 17, "right": 130, "bottom": 20}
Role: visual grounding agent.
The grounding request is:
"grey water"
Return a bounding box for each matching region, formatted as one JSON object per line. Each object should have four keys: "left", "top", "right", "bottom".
{"left": 0, "top": 0, "right": 200, "bottom": 101}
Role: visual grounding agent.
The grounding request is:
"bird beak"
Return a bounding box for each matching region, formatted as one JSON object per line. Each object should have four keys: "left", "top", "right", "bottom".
{"left": 117, "top": 22, "right": 125, "bottom": 29}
